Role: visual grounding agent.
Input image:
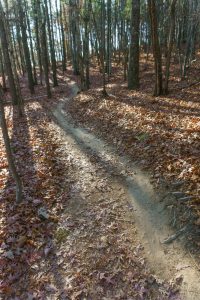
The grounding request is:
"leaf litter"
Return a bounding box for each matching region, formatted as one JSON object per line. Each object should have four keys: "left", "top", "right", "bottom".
{"left": 0, "top": 79, "right": 181, "bottom": 299}
{"left": 67, "top": 61, "right": 200, "bottom": 253}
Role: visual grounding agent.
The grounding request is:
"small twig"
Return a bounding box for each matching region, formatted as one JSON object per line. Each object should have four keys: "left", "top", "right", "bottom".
{"left": 181, "top": 80, "right": 200, "bottom": 90}
{"left": 172, "top": 209, "right": 177, "bottom": 227}
{"left": 171, "top": 191, "right": 185, "bottom": 198}
{"left": 162, "top": 225, "right": 189, "bottom": 244}
{"left": 160, "top": 192, "right": 171, "bottom": 201}
{"left": 188, "top": 250, "right": 200, "bottom": 272}
{"left": 24, "top": 94, "right": 47, "bottom": 101}
{"left": 179, "top": 196, "right": 196, "bottom": 201}
{"left": 171, "top": 180, "right": 185, "bottom": 188}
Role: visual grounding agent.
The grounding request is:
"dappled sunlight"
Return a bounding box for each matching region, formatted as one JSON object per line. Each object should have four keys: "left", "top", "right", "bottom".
{"left": 68, "top": 64, "right": 200, "bottom": 218}
{"left": 48, "top": 84, "right": 199, "bottom": 299}
{"left": 0, "top": 100, "right": 74, "bottom": 298}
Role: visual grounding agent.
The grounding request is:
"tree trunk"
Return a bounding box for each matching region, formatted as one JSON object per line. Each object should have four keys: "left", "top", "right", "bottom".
{"left": 106, "top": 0, "right": 112, "bottom": 78}
{"left": 33, "top": 0, "right": 43, "bottom": 85}
{"left": 148, "top": 0, "right": 163, "bottom": 96}
{"left": 128, "top": 0, "right": 140, "bottom": 89}
{"left": 18, "top": 0, "right": 35, "bottom": 94}
{"left": 0, "top": 49, "right": 7, "bottom": 91}
{"left": 164, "top": 0, "right": 177, "bottom": 94}
{"left": 101, "top": 0, "right": 107, "bottom": 96}
{"left": 0, "top": 4, "right": 19, "bottom": 105}
{"left": 0, "top": 86, "right": 23, "bottom": 203}
{"left": 39, "top": 4, "right": 52, "bottom": 98}
{"left": 16, "top": 22, "right": 26, "bottom": 76}
{"left": 25, "top": 4, "right": 38, "bottom": 85}
{"left": 69, "top": 0, "right": 80, "bottom": 75}
{"left": 44, "top": 0, "right": 58, "bottom": 86}
{"left": 60, "top": 2, "right": 67, "bottom": 72}
{"left": 83, "top": 2, "right": 90, "bottom": 90}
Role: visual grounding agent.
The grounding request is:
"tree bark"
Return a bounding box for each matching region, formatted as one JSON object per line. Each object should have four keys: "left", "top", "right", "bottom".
{"left": 106, "top": 0, "right": 112, "bottom": 78}
{"left": 25, "top": 4, "right": 38, "bottom": 85}
{"left": 148, "top": 0, "right": 163, "bottom": 96}
{"left": 60, "top": 2, "right": 67, "bottom": 72}
{"left": 33, "top": 0, "right": 43, "bottom": 85}
{"left": 128, "top": 0, "right": 140, "bottom": 89}
{"left": 18, "top": 0, "right": 35, "bottom": 94}
{"left": 0, "top": 4, "right": 19, "bottom": 105}
{"left": 83, "top": 2, "right": 90, "bottom": 90}
{"left": 0, "top": 86, "right": 23, "bottom": 203}
{"left": 0, "top": 49, "right": 7, "bottom": 91}
{"left": 164, "top": 0, "right": 177, "bottom": 94}
{"left": 100, "top": 0, "right": 107, "bottom": 96}
{"left": 44, "top": 0, "right": 58, "bottom": 86}
{"left": 39, "top": 4, "right": 52, "bottom": 98}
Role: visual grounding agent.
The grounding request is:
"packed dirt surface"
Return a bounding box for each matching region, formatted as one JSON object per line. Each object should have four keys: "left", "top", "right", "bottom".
{"left": 51, "top": 81, "right": 200, "bottom": 299}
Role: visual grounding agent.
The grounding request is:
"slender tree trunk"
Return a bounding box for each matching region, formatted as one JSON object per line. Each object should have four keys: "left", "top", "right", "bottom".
{"left": 0, "top": 5, "right": 19, "bottom": 105}
{"left": 33, "top": 0, "right": 43, "bottom": 85}
{"left": 40, "top": 5, "right": 52, "bottom": 98}
{"left": 83, "top": 2, "right": 90, "bottom": 90}
{"left": 128, "top": 0, "right": 140, "bottom": 89}
{"left": 0, "top": 86, "right": 23, "bottom": 203}
{"left": 0, "top": 49, "right": 7, "bottom": 91}
{"left": 11, "top": 26, "right": 21, "bottom": 73}
{"left": 25, "top": 5, "right": 38, "bottom": 85}
{"left": 101, "top": 0, "right": 107, "bottom": 96}
{"left": 106, "top": 0, "right": 112, "bottom": 78}
{"left": 69, "top": 0, "right": 80, "bottom": 75}
{"left": 148, "top": 0, "right": 163, "bottom": 96}
{"left": 18, "top": 0, "right": 35, "bottom": 94}
{"left": 75, "top": 9, "right": 86, "bottom": 91}
{"left": 60, "top": 2, "right": 67, "bottom": 72}
{"left": 44, "top": 0, "right": 58, "bottom": 86}
{"left": 16, "top": 22, "right": 26, "bottom": 76}
{"left": 84, "top": 20, "right": 90, "bottom": 89}
{"left": 89, "top": 0, "right": 101, "bottom": 67}
{"left": 123, "top": 32, "right": 128, "bottom": 81}
{"left": 55, "top": 0, "right": 63, "bottom": 62}
{"left": 164, "top": 0, "right": 177, "bottom": 94}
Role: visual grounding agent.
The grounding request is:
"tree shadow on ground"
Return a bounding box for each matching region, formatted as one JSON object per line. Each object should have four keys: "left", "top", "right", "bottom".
{"left": 65, "top": 89, "right": 200, "bottom": 243}
{"left": 0, "top": 103, "right": 70, "bottom": 298}
{"left": 104, "top": 89, "right": 200, "bottom": 118}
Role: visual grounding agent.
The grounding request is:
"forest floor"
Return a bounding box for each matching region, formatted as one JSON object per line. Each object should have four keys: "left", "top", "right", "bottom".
{"left": 67, "top": 57, "right": 200, "bottom": 252}
{"left": 0, "top": 57, "right": 200, "bottom": 299}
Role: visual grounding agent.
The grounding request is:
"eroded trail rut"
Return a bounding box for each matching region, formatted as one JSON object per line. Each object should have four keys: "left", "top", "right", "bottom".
{"left": 51, "top": 82, "right": 200, "bottom": 300}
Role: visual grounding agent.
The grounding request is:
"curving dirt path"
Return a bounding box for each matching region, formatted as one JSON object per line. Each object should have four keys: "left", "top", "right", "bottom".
{"left": 51, "top": 81, "right": 200, "bottom": 299}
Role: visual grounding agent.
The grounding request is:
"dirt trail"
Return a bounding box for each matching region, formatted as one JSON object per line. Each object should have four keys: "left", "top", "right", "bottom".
{"left": 52, "top": 81, "right": 200, "bottom": 300}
